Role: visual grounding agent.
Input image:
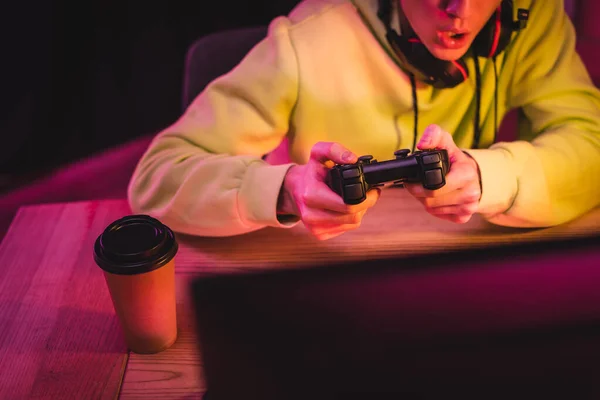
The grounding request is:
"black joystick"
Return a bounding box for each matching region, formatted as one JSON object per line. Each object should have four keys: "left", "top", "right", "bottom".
{"left": 327, "top": 149, "right": 450, "bottom": 205}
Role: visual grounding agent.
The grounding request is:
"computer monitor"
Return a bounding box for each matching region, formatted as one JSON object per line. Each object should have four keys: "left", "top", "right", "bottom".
{"left": 190, "top": 233, "right": 600, "bottom": 400}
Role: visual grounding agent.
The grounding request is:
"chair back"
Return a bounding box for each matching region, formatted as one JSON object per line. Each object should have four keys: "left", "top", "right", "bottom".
{"left": 182, "top": 26, "right": 268, "bottom": 111}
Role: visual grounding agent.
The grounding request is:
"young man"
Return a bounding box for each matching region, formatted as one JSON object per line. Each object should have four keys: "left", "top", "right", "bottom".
{"left": 128, "top": 0, "right": 600, "bottom": 240}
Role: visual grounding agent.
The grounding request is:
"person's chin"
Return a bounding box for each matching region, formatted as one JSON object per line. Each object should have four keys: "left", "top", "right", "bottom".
{"left": 428, "top": 45, "right": 470, "bottom": 61}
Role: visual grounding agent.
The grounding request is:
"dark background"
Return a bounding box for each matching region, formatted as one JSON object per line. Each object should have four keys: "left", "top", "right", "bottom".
{"left": 0, "top": 1, "right": 300, "bottom": 194}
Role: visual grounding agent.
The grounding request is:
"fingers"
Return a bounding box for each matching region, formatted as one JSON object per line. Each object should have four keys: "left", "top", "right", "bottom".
{"left": 300, "top": 206, "right": 367, "bottom": 226}
{"left": 428, "top": 202, "right": 479, "bottom": 219}
{"left": 301, "top": 165, "right": 381, "bottom": 212}
{"left": 301, "top": 187, "right": 380, "bottom": 221}
{"left": 306, "top": 211, "right": 367, "bottom": 241}
{"left": 363, "top": 187, "right": 381, "bottom": 209}
{"left": 416, "top": 198, "right": 479, "bottom": 222}
{"left": 299, "top": 141, "right": 381, "bottom": 240}
{"left": 405, "top": 125, "right": 483, "bottom": 225}
{"left": 407, "top": 174, "right": 480, "bottom": 224}
{"left": 419, "top": 187, "right": 480, "bottom": 209}
{"left": 300, "top": 180, "right": 351, "bottom": 213}
{"left": 310, "top": 142, "right": 357, "bottom": 165}
{"left": 427, "top": 212, "right": 475, "bottom": 224}
{"left": 312, "top": 223, "right": 362, "bottom": 241}
{"left": 417, "top": 124, "right": 466, "bottom": 164}
{"left": 301, "top": 189, "right": 381, "bottom": 240}
{"left": 404, "top": 161, "right": 480, "bottom": 199}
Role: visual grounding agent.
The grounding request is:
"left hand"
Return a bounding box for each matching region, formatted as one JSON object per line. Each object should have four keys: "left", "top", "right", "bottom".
{"left": 404, "top": 124, "right": 482, "bottom": 224}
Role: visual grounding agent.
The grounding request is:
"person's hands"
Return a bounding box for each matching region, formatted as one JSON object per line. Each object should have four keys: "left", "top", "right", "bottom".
{"left": 278, "top": 141, "right": 381, "bottom": 240}
{"left": 404, "top": 124, "right": 482, "bottom": 224}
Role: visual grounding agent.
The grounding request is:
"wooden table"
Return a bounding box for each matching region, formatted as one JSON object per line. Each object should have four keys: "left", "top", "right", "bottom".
{"left": 1, "top": 188, "right": 599, "bottom": 399}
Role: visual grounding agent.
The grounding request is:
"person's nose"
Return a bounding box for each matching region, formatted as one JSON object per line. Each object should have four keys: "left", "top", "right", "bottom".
{"left": 444, "top": 0, "right": 471, "bottom": 19}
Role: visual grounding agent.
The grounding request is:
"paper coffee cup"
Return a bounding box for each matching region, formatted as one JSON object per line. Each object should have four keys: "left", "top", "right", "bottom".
{"left": 94, "top": 215, "right": 179, "bottom": 354}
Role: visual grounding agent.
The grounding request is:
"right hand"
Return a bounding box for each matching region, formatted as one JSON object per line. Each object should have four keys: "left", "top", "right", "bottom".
{"left": 277, "top": 141, "right": 381, "bottom": 240}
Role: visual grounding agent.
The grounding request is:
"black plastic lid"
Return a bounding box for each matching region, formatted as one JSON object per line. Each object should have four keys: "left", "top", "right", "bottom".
{"left": 94, "top": 215, "right": 178, "bottom": 275}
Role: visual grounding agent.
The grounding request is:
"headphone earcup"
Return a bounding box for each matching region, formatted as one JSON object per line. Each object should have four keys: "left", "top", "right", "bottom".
{"left": 473, "top": 0, "right": 515, "bottom": 58}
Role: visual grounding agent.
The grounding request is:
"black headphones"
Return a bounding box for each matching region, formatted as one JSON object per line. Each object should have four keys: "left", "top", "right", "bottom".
{"left": 378, "top": 0, "right": 530, "bottom": 88}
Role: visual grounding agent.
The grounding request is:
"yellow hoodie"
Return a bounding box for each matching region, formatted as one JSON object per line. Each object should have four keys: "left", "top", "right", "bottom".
{"left": 128, "top": 0, "right": 600, "bottom": 237}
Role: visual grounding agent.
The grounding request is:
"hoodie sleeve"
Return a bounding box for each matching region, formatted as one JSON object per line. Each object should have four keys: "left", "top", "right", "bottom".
{"left": 127, "top": 17, "right": 300, "bottom": 237}
{"left": 465, "top": 0, "right": 600, "bottom": 227}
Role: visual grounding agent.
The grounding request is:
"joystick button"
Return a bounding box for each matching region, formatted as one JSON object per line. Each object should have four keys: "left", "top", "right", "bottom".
{"left": 358, "top": 155, "right": 374, "bottom": 164}
{"left": 394, "top": 149, "right": 410, "bottom": 158}
{"left": 342, "top": 168, "right": 360, "bottom": 179}
{"left": 344, "top": 184, "right": 364, "bottom": 200}
{"left": 422, "top": 154, "right": 440, "bottom": 165}
{"left": 424, "top": 169, "right": 443, "bottom": 186}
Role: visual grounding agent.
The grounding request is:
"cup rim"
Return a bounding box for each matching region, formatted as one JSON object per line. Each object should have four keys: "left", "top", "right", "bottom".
{"left": 94, "top": 215, "right": 178, "bottom": 275}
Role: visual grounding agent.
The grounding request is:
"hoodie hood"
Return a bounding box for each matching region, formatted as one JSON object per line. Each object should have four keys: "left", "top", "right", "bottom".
{"left": 350, "top": 0, "right": 431, "bottom": 83}
{"left": 350, "top": 0, "right": 401, "bottom": 47}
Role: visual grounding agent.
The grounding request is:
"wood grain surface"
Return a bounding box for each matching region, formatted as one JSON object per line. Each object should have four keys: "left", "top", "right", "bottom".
{"left": 0, "top": 201, "right": 131, "bottom": 400}
{"left": 1, "top": 188, "right": 599, "bottom": 399}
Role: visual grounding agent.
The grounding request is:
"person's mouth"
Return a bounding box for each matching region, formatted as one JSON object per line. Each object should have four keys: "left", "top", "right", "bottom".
{"left": 436, "top": 30, "right": 471, "bottom": 50}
